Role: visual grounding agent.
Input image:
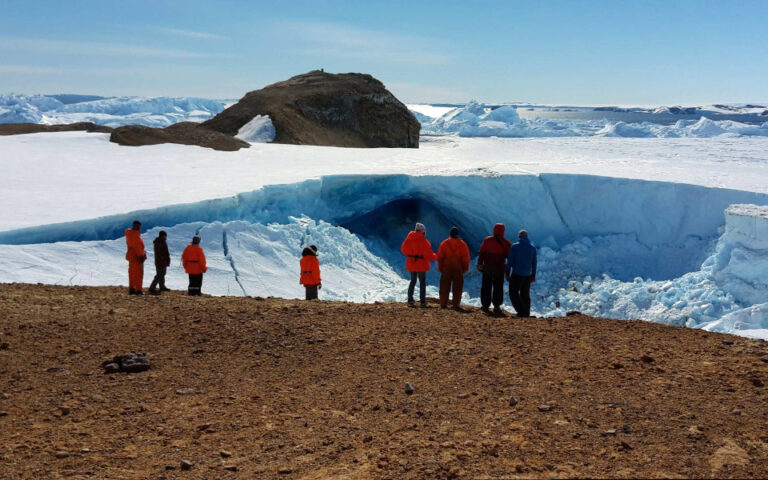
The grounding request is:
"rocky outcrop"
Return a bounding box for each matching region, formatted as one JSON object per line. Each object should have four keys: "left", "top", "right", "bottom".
{"left": 0, "top": 122, "right": 112, "bottom": 136}
{"left": 202, "top": 70, "right": 420, "bottom": 148}
{"left": 110, "top": 122, "right": 249, "bottom": 151}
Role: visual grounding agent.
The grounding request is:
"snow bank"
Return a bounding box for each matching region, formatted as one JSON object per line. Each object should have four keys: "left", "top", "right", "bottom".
{"left": 545, "top": 204, "right": 768, "bottom": 338}
{"left": 417, "top": 102, "right": 768, "bottom": 138}
{"left": 0, "top": 218, "right": 412, "bottom": 301}
{"left": 0, "top": 94, "right": 226, "bottom": 127}
{"left": 235, "top": 115, "right": 276, "bottom": 143}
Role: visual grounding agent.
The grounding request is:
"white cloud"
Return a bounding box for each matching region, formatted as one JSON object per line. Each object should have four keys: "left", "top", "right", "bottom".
{"left": 146, "top": 26, "right": 226, "bottom": 40}
{"left": 270, "top": 21, "right": 452, "bottom": 66}
{"left": 0, "top": 65, "right": 66, "bottom": 74}
{"left": 0, "top": 36, "right": 231, "bottom": 59}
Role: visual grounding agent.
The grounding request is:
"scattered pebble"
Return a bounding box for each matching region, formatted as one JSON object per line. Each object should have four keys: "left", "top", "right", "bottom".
{"left": 457, "top": 393, "right": 469, "bottom": 399}
{"left": 760, "top": 356, "right": 768, "bottom": 364}
{"left": 508, "top": 396, "right": 519, "bottom": 407}
{"left": 752, "top": 378, "right": 765, "bottom": 388}
{"left": 601, "top": 429, "right": 617, "bottom": 436}
{"left": 91, "top": 394, "right": 104, "bottom": 402}
{"left": 55, "top": 451, "right": 71, "bottom": 459}
{"left": 732, "top": 409, "right": 742, "bottom": 415}
{"left": 722, "top": 339, "right": 734, "bottom": 346}
{"left": 0, "top": 342, "right": 9, "bottom": 350}
{"left": 81, "top": 448, "right": 91, "bottom": 454}
{"left": 278, "top": 467, "right": 293, "bottom": 474}
{"left": 405, "top": 382, "right": 415, "bottom": 395}
{"left": 223, "top": 465, "right": 238, "bottom": 472}
{"left": 0, "top": 411, "right": 8, "bottom": 417}
{"left": 180, "top": 459, "right": 193, "bottom": 470}
{"left": 618, "top": 441, "right": 633, "bottom": 451}
{"left": 640, "top": 355, "right": 655, "bottom": 363}
{"left": 538, "top": 405, "right": 551, "bottom": 412}
{"left": 220, "top": 450, "right": 232, "bottom": 458}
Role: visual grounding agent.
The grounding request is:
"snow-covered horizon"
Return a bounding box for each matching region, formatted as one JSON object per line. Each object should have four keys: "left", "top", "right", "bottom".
{"left": 1, "top": 131, "right": 768, "bottom": 339}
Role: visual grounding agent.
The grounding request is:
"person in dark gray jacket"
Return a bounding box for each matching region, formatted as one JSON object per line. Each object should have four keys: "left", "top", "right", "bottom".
{"left": 505, "top": 230, "right": 537, "bottom": 317}
{"left": 148, "top": 231, "right": 171, "bottom": 294}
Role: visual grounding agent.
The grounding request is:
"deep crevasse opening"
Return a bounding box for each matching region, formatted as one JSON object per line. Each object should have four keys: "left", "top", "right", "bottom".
{"left": 1, "top": 173, "right": 767, "bottom": 337}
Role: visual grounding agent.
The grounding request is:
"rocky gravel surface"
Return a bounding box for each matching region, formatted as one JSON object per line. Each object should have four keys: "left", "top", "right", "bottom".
{"left": 1, "top": 283, "right": 767, "bottom": 479}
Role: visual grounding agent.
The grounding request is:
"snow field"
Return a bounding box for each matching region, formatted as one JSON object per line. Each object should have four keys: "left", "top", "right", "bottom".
{"left": 417, "top": 101, "right": 768, "bottom": 138}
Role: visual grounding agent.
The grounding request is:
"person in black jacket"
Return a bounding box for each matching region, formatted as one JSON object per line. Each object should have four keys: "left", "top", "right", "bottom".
{"left": 148, "top": 231, "right": 171, "bottom": 294}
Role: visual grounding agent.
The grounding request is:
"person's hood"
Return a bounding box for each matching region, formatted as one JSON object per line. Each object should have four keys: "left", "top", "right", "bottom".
{"left": 493, "top": 223, "right": 505, "bottom": 237}
{"left": 154, "top": 236, "right": 166, "bottom": 244}
{"left": 302, "top": 247, "right": 317, "bottom": 257}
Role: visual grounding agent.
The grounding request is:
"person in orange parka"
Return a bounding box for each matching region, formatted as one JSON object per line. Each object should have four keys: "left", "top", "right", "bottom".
{"left": 437, "top": 226, "right": 471, "bottom": 309}
{"left": 125, "top": 220, "right": 147, "bottom": 295}
{"left": 300, "top": 245, "right": 322, "bottom": 300}
{"left": 182, "top": 236, "right": 207, "bottom": 296}
{"left": 401, "top": 222, "right": 437, "bottom": 307}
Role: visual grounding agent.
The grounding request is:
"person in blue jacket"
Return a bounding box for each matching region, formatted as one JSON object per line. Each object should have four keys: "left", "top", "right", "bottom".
{"left": 506, "top": 229, "right": 537, "bottom": 317}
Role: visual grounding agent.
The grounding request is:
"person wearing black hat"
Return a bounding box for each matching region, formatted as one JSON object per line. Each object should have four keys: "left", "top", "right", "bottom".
{"left": 437, "top": 226, "right": 470, "bottom": 309}
{"left": 148, "top": 231, "right": 171, "bottom": 295}
{"left": 300, "top": 244, "right": 322, "bottom": 300}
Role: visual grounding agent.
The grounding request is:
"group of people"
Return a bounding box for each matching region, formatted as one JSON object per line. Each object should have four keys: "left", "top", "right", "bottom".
{"left": 125, "top": 219, "right": 537, "bottom": 317}
{"left": 124, "top": 220, "right": 208, "bottom": 296}
{"left": 399, "top": 222, "right": 537, "bottom": 317}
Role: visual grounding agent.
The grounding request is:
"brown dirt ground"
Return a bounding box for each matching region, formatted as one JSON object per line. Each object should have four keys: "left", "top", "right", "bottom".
{"left": 1, "top": 283, "right": 767, "bottom": 479}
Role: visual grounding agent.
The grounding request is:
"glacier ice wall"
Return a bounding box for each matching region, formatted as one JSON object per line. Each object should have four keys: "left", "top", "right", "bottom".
{"left": 1, "top": 173, "right": 768, "bottom": 337}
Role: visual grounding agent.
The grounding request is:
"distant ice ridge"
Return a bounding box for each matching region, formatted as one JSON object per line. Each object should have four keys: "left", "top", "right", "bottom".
{"left": 415, "top": 101, "right": 768, "bottom": 138}
{"left": 0, "top": 94, "right": 226, "bottom": 127}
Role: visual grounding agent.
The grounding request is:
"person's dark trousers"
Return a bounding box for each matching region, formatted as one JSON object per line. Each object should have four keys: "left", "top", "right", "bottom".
{"left": 408, "top": 271, "right": 427, "bottom": 303}
{"left": 481, "top": 273, "right": 505, "bottom": 309}
{"left": 188, "top": 274, "right": 203, "bottom": 296}
{"left": 305, "top": 285, "right": 318, "bottom": 300}
{"left": 149, "top": 265, "right": 167, "bottom": 292}
{"left": 439, "top": 269, "right": 464, "bottom": 308}
{"left": 509, "top": 274, "right": 532, "bottom": 317}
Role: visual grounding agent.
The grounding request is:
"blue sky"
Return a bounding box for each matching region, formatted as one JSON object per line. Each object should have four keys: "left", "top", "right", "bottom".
{"left": 1, "top": 0, "right": 766, "bottom": 104}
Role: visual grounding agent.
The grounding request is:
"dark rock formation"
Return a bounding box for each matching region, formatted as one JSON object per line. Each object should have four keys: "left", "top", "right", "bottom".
{"left": 110, "top": 122, "right": 249, "bottom": 152}
{"left": 0, "top": 122, "right": 112, "bottom": 136}
{"left": 101, "top": 352, "right": 151, "bottom": 374}
{"left": 203, "top": 70, "right": 420, "bottom": 148}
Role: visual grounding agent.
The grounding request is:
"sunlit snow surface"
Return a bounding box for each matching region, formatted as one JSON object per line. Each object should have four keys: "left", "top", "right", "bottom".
{"left": 1, "top": 131, "right": 768, "bottom": 339}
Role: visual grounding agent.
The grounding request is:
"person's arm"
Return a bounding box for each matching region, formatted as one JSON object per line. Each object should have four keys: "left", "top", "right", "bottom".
{"left": 201, "top": 249, "right": 207, "bottom": 273}
{"left": 461, "top": 242, "right": 470, "bottom": 273}
{"left": 531, "top": 248, "right": 537, "bottom": 282}
{"left": 505, "top": 246, "right": 515, "bottom": 278}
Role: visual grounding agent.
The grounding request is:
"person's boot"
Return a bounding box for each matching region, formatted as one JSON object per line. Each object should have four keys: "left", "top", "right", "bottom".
{"left": 421, "top": 301, "right": 429, "bottom": 308}
{"left": 129, "top": 288, "right": 136, "bottom": 295}
{"left": 134, "top": 290, "right": 144, "bottom": 296}
{"left": 148, "top": 288, "right": 160, "bottom": 295}
{"left": 493, "top": 307, "right": 505, "bottom": 317}
{"left": 481, "top": 306, "right": 490, "bottom": 314}
{"left": 160, "top": 287, "right": 171, "bottom": 292}
{"left": 407, "top": 298, "right": 416, "bottom": 307}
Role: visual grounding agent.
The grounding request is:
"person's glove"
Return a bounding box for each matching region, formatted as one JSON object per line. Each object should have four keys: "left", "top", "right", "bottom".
{"left": 318, "top": 283, "right": 322, "bottom": 290}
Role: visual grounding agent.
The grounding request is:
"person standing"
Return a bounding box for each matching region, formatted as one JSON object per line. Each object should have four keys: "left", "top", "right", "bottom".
{"left": 477, "top": 223, "right": 511, "bottom": 315}
{"left": 125, "top": 220, "right": 146, "bottom": 295}
{"left": 506, "top": 230, "right": 537, "bottom": 317}
{"left": 148, "top": 230, "right": 171, "bottom": 295}
{"left": 299, "top": 245, "right": 322, "bottom": 300}
{"left": 437, "top": 226, "right": 470, "bottom": 309}
{"left": 182, "top": 236, "right": 207, "bottom": 296}
{"left": 400, "top": 222, "right": 437, "bottom": 307}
